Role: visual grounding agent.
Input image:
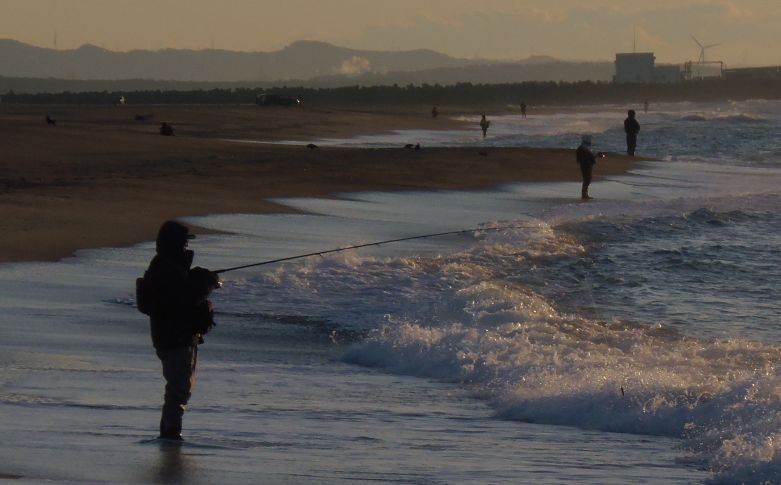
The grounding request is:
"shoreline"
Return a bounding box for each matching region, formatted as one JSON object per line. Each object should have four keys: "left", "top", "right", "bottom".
{"left": 0, "top": 104, "right": 635, "bottom": 263}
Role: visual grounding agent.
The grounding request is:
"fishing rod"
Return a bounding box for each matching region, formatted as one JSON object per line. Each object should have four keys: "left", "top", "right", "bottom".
{"left": 213, "top": 223, "right": 533, "bottom": 274}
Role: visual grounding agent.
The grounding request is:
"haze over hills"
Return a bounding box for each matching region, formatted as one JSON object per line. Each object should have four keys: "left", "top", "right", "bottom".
{"left": 0, "top": 39, "right": 490, "bottom": 81}
{"left": 0, "top": 39, "right": 614, "bottom": 92}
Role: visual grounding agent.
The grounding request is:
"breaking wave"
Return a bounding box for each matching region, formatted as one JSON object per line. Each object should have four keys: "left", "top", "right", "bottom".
{"left": 215, "top": 214, "right": 780, "bottom": 483}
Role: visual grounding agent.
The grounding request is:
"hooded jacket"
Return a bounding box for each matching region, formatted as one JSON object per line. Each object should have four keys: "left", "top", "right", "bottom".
{"left": 146, "top": 222, "right": 198, "bottom": 349}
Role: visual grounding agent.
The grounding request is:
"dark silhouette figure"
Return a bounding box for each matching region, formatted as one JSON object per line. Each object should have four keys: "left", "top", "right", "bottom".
{"left": 306, "top": 143, "right": 319, "bottom": 149}
{"left": 576, "top": 135, "right": 599, "bottom": 200}
{"left": 643, "top": 99, "right": 649, "bottom": 113}
{"left": 479, "top": 114, "right": 490, "bottom": 139}
{"left": 160, "top": 122, "right": 175, "bottom": 136}
{"left": 520, "top": 102, "right": 527, "bottom": 118}
{"left": 431, "top": 106, "right": 439, "bottom": 118}
{"left": 45, "top": 115, "right": 56, "bottom": 125}
{"left": 143, "top": 221, "right": 217, "bottom": 440}
{"left": 624, "top": 110, "right": 640, "bottom": 156}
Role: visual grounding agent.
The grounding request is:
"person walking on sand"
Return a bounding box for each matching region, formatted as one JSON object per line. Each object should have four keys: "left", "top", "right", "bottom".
{"left": 520, "top": 102, "right": 527, "bottom": 118}
{"left": 624, "top": 109, "right": 640, "bottom": 156}
{"left": 143, "top": 221, "right": 217, "bottom": 441}
{"left": 576, "top": 135, "right": 600, "bottom": 200}
{"left": 431, "top": 106, "right": 439, "bottom": 118}
{"left": 480, "top": 114, "right": 490, "bottom": 139}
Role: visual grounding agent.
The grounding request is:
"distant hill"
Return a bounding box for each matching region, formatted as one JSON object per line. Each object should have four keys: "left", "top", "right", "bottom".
{"left": 0, "top": 39, "right": 492, "bottom": 82}
{"left": 0, "top": 39, "right": 612, "bottom": 89}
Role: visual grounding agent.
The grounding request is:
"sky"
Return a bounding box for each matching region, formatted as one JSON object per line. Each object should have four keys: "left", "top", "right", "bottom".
{"left": 1, "top": 0, "right": 779, "bottom": 66}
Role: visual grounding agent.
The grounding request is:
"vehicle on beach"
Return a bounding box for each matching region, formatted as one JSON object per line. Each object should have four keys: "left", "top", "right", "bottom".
{"left": 255, "top": 93, "right": 301, "bottom": 107}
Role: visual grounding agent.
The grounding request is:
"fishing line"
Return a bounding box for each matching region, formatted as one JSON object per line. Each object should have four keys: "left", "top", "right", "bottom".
{"left": 213, "top": 223, "right": 534, "bottom": 274}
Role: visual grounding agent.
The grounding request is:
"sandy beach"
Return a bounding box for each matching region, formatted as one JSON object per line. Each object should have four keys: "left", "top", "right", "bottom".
{"left": 0, "top": 104, "right": 633, "bottom": 262}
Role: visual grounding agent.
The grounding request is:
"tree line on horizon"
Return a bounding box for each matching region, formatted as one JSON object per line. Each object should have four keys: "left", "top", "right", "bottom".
{"left": 2, "top": 78, "right": 781, "bottom": 107}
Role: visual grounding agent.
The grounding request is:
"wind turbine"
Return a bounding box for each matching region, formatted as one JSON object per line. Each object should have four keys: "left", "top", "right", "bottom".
{"left": 690, "top": 34, "right": 720, "bottom": 64}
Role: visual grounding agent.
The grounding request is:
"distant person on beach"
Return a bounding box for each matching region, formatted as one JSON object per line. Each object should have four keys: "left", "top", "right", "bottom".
{"left": 431, "top": 106, "right": 439, "bottom": 118}
{"left": 142, "top": 221, "right": 217, "bottom": 440}
{"left": 520, "top": 102, "right": 527, "bottom": 118}
{"left": 159, "top": 122, "right": 175, "bottom": 136}
{"left": 576, "top": 135, "right": 601, "bottom": 200}
{"left": 480, "top": 114, "right": 490, "bottom": 139}
{"left": 643, "top": 99, "right": 649, "bottom": 113}
{"left": 624, "top": 110, "right": 640, "bottom": 156}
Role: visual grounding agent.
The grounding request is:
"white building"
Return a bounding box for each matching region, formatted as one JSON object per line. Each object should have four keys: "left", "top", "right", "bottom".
{"left": 614, "top": 53, "right": 682, "bottom": 83}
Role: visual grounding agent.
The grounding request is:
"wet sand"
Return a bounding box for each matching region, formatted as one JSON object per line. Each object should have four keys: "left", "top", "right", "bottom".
{"left": 0, "top": 104, "right": 634, "bottom": 262}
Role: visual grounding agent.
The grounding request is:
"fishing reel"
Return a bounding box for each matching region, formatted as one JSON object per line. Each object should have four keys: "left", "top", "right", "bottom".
{"left": 190, "top": 267, "right": 222, "bottom": 294}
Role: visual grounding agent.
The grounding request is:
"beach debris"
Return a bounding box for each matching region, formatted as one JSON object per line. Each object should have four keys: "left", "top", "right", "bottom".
{"left": 159, "top": 122, "right": 175, "bottom": 136}
{"left": 45, "top": 115, "right": 56, "bottom": 125}
{"left": 306, "top": 143, "right": 319, "bottom": 149}
{"left": 478, "top": 150, "right": 488, "bottom": 156}
{"left": 404, "top": 143, "right": 415, "bottom": 149}
{"left": 134, "top": 114, "right": 153, "bottom": 121}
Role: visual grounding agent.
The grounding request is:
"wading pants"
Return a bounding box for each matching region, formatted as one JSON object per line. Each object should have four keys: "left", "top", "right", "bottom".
{"left": 580, "top": 163, "right": 593, "bottom": 199}
{"left": 156, "top": 345, "right": 197, "bottom": 439}
{"left": 626, "top": 134, "right": 637, "bottom": 156}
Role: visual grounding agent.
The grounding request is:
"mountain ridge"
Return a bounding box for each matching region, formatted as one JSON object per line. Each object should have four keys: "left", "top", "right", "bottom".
{"left": 0, "top": 39, "right": 613, "bottom": 88}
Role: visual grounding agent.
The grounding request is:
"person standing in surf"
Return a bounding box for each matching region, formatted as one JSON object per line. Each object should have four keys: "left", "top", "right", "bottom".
{"left": 143, "top": 221, "right": 217, "bottom": 440}
{"left": 480, "top": 114, "right": 490, "bottom": 139}
{"left": 576, "top": 135, "right": 600, "bottom": 200}
{"left": 624, "top": 109, "right": 640, "bottom": 156}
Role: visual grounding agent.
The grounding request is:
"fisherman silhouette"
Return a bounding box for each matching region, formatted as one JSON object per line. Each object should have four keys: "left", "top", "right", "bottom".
{"left": 520, "top": 102, "right": 527, "bottom": 118}
{"left": 576, "top": 135, "right": 601, "bottom": 200}
{"left": 432, "top": 106, "right": 439, "bottom": 118}
{"left": 142, "top": 221, "right": 218, "bottom": 440}
{"left": 480, "top": 114, "right": 490, "bottom": 139}
{"left": 624, "top": 110, "right": 640, "bottom": 156}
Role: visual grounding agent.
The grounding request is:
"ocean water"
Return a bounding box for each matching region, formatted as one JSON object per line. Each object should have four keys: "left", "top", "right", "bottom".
{"left": 1, "top": 100, "right": 780, "bottom": 484}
